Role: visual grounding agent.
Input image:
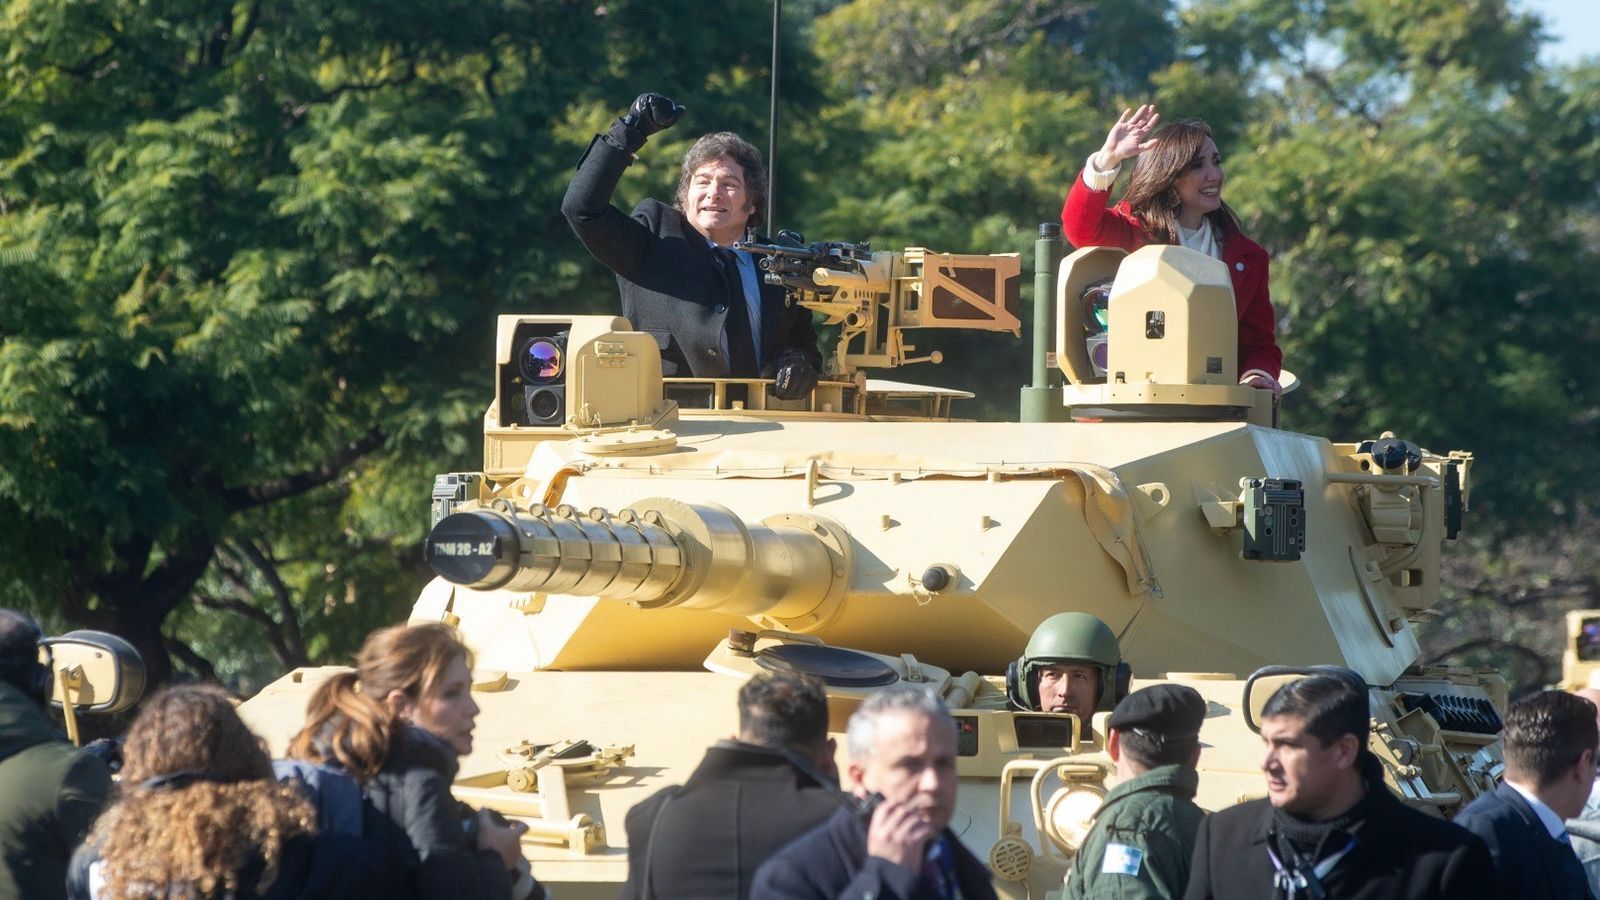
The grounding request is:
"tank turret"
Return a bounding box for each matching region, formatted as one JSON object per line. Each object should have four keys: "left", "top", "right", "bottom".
{"left": 240, "top": 238, "right": 1502, "bottom": 900}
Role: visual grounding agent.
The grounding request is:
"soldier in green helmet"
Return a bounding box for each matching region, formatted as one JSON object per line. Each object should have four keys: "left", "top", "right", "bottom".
{"left": 1008, "top": 612, "right": 1127, "bottom": 740}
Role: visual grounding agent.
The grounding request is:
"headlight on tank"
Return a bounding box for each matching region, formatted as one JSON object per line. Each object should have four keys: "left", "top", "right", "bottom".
{"left": 1043, "top": 783, "right": 1106, "bottom": 853}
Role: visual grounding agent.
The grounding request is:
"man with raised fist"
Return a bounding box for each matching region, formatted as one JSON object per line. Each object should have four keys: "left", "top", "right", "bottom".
{"left": 561, "top": 92, "right": 820, "bottom": 398}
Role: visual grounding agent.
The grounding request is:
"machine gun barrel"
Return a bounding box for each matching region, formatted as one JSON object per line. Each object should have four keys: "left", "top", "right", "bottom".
{"left": 735, "top": 237, "right": 1020, "bottom": 377}
{"left": 735, "top": 239, "right": 873, "bottom": 291}
{"left": 425, "top": 499, "right": 851, "bottom": 622}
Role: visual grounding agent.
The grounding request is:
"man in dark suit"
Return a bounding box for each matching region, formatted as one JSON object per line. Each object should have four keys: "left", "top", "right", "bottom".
{"left": 752, "top": 684, "right": 998, "bottom": 900}
{"left": 561, "top": 92, "right": 822, "bottom": 398}
{"left": 621, "top": 672, "right": 841, "bottom": 900}
{"left": 1184, "top": 670, "right": 1493, "bottom": 900}
{"left": 1455, "top": 689, "right": 1598, "bottom": 900}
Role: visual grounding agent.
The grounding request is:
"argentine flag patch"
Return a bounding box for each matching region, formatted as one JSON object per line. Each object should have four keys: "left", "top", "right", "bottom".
{"left": 1101, "top": 842, "right": 1145, "bottom": 876}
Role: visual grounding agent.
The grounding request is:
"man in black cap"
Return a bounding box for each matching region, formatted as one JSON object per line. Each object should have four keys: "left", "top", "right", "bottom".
{"left": 1183, "top": 670, "right": 1493, "bottom": 900}
{"left": 1063, "top": 683, "right": 1206, "bottom": 900}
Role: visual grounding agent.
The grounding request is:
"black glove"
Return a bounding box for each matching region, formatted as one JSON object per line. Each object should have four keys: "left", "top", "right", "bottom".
{"left": 605, "top": 92, "right": 685, "bottom": 154}
{"left": 765, "top": 350, "right": 818, "bottom": 401}
{"left": 623, "top": 92, "right": 685, "bottom": 135}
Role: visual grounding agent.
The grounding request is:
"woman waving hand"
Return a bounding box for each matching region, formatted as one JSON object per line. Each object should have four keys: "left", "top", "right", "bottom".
{"left": 1062, "top": 105, "right": 1283, "bottom": 395}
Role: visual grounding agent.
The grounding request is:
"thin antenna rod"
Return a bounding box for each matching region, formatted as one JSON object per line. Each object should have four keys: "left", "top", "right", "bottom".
{"left": 766, "top": 0, "right": 781, "bottom": 237}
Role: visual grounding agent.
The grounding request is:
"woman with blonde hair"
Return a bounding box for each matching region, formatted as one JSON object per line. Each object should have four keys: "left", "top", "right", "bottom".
{"left": 289, "top": 621, "right": 535, "bottom": 899}
{"left": 67, "top": 684, "right": 367, "bottom": 899}
{"left": 1062, "top": 104, "right": 1284, "bottom": 397}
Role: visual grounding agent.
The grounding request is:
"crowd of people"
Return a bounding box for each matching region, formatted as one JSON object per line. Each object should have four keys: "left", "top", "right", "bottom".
{"left": 1, "top": 613, "right": 543, "bottom": 900}
{"left": 7, "top": 603, "right": 1600, "bottom": 900}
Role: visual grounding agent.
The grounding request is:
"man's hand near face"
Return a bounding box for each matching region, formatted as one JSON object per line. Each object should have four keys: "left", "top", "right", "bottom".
{"left": 865, "top": 798, "right": 938, "bottom": 871}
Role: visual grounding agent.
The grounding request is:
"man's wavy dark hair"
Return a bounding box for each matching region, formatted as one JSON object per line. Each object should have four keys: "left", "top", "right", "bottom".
{"left": 674, "top": 132, "right": 767, "bottom": 231}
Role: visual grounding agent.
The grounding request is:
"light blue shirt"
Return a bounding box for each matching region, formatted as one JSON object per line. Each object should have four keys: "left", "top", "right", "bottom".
{"left": 710, "top": 240, "right": 763, "bottom": 370}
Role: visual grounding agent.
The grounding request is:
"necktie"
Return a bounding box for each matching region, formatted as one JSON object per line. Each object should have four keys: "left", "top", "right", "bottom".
{"left": 924, "top": 838, "right": 959, "bottom": 900}
{"left": 716, "top": 247, "right": 758, "bottom": 376}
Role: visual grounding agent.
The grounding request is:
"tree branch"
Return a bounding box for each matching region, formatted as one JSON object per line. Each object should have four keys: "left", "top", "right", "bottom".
{"left": 1426, "top": 638, "right": 1553, "bottom": 689}
{"left": 196, "top": 593, "right": 297, "bottom": 668}
{"left": 1299, "top": 65, "right": 1383, "bottom": 131}
{"left": 202, "top": 0, "right": 235, "bottom": 68}
{"left": 233, "top": 0, "right": 265, "bottom": 56}
{"left": 222, "top": 428, "right": 382, "bottom": 511}
{"left": 235, "top": 537, "right": 305, "bottom": 661}
{"left": 164, "top": 635, "right": 224, "bottom": 686}
{"left": 283, "top": 61, "right": 420, "bottom": 129}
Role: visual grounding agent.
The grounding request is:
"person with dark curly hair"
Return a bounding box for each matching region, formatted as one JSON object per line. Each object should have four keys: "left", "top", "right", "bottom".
{"left": 66, "top": 684, "right": 367, "bottom": 899}
{"left": 288, "top": 622, "right": 541, "bottom": 900}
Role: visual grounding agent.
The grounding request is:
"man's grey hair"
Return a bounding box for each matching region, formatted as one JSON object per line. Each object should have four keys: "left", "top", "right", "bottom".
{"left": 846, "top": 684, "right": 953, "bottom": 761}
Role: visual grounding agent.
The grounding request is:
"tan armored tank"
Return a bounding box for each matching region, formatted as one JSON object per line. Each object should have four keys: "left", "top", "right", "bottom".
{"left": 240, "top": 234, "right": 1505, "bottom": 899}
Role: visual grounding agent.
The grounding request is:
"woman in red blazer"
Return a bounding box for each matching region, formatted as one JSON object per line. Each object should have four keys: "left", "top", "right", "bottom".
{"left": 1061, "top": 105, "right": 1283, "bottom": 395}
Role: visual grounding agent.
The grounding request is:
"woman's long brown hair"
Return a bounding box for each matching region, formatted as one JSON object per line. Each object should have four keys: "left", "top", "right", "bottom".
{"left": 1122, "top": 119, "right": 1243, "bottom": 247}
{"left": 88, "top": 684, "right": 316, "bottom": 898}
{"left": 287, "top": 622, "right": 472, "bottom": 780}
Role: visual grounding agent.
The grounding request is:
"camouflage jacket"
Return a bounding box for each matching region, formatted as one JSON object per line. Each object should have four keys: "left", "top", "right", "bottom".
{"left": 1063, "top": 764, "right": 1203, "bottom": 900}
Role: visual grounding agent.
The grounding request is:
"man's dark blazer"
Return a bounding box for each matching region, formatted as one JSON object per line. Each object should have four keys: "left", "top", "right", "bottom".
{"left": 561, "top": 136, "right": 821, "bottom": 379}
{"left": 1454, "top": 782, "right": 1595, "bottom": 900}
{"left": 751, "top": 806, "right": 1000, "bottom": 900}
{"left": 620, "top": 741, "right": 839, "bottom": 900}
{"left": 1183, "top": 783, "right": 1495, "bottom": 900}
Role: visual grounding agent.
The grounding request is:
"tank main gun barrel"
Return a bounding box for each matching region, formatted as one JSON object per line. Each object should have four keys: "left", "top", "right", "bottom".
{"left": 425, "top": 499, "right": 852, "bottom": 624}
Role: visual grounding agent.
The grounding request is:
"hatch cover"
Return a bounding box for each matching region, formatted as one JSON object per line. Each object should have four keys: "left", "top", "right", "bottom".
{"left": 755, "top": 644, "right": 899, "bottom": 687}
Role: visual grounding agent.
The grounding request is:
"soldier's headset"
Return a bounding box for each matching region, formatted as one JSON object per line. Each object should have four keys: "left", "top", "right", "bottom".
{"left": 1004, "top": 656, "right": 1131, "bottom": 712}
{"left": 0, "top": 609, "right": 52, "bottom": 706}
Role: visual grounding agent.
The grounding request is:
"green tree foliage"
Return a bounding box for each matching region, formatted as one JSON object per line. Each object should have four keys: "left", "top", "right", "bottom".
{"left": 2, "top": 0, "right": 1595, "bottom": 691}
{"left": 1194, "top": 0, "right": 1600, "bottom": 529}
{"left": 0, "top": 0, "right": 818, "bottom": 685}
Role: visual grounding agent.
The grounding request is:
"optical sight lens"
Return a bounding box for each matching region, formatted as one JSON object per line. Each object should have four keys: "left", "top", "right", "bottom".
{"left": 521, "top": 338, "right": 564, "bottom": 384}
{"left": 1081, "top": 280, "right": 1113, "bottom": 335}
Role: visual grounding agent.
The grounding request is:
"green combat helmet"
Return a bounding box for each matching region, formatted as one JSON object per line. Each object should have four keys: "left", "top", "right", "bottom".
{"left": 1008, "top": 612, "right": 1127, "bottom": 712}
